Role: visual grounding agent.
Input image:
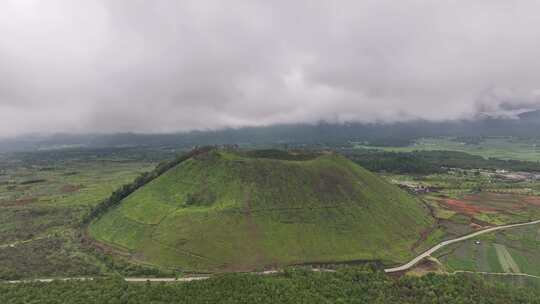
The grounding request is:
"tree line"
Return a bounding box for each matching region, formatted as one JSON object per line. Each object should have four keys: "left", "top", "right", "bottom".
{"left": 1, "top": 267, "right": 538, "bottom": 304}
{"left": 343, "top": 149, "right": 540, "bottom": 175}
{"left": 81, "top": 146, "right": 213, "bottom": 226}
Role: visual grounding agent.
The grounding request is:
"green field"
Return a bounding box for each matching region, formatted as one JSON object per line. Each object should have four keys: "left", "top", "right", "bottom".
{"left": 356, "top": 137, "right": 540, "bottom": 162}
{"left": 436, "top": 223, "right": 540, "bottom": 277}
{"left": 89, "top": 149, "right": 434, "bottom": 272}
{"left": 0, "top": 148, "right": 167, "bottom": 279}
{"left": 493, "top": 243, "right": 520, "bottom": 273}
{"left": 381, "top": 167, "right": 540, "bottom": 256}
{"left": 4, "top": 143, "right": 540, "bottom": 289}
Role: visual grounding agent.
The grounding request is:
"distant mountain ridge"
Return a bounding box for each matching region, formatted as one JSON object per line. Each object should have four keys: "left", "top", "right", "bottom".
{"left": 2, "top": 110, "right": 540, "bottom": 152}
{"left": 518, "top": 109, "right": 540, "bottom": 121}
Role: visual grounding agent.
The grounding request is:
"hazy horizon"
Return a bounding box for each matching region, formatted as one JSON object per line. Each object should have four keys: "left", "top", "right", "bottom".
{"left": 2, "top": 1, "right": 540, "bottom": 137}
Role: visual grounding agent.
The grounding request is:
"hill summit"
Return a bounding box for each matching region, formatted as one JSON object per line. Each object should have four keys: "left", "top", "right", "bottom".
{"left": 89, "top": 148, "right": 433, "bottom": 272}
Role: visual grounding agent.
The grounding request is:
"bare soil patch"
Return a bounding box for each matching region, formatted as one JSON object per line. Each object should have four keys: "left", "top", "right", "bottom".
{"left": 60, "top": 184, "right": 83, "bottom": 193}
{"left": 441, "top": 193, "right": 540, "bottom": 216}
{"left": 443, "top": 199, "right": 495, "bottom": 215}
{"left": 2, "top": 197, "right": 38, "bottom": 207}
{"left": 523, "top": 196, "right": 540, "bottom": 207}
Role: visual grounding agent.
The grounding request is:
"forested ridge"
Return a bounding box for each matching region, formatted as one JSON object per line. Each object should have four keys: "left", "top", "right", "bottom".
{"left": 1, "top": 268, "right": 538, "bottom": 304}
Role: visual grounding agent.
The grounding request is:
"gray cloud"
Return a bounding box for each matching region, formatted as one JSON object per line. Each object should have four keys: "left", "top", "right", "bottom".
{"left": 1, "top": 0, "right": 540, "bottom": 136}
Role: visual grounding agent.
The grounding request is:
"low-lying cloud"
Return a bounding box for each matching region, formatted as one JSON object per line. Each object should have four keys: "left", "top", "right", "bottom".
{"left": 1, "top": 0, "right": 540, "bottom": 136}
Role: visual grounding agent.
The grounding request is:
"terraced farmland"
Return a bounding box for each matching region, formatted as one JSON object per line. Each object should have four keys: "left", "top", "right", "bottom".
{"left": 436, "top": 223, "right": 540, "bottom": 277}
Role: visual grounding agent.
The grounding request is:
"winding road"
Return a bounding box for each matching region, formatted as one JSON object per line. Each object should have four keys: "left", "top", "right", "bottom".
{"left": 452, "top": 270, "right": 540, "bottom": 280}
{"left": 384, "top": 219, "right": 540, "bottom": 273}
{"left": 4, "top": 219, "right": 540, "bottom": 284}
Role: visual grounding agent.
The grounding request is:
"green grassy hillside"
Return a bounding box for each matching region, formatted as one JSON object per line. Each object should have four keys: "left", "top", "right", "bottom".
{"left": 89, "top": 149, "right": 433, "bottom": 272}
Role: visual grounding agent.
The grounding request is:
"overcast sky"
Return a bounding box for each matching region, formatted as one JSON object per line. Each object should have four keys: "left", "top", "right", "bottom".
{"left": 1, "top": 0, "right": 540, "bottom": 137}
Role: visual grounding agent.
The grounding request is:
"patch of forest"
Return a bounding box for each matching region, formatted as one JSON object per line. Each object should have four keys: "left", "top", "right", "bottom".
{"left": 1, "top": 268, "right": 539, "bottom": 304}
{"left": 344, "top": 149, "right": 540, "bottom": 174}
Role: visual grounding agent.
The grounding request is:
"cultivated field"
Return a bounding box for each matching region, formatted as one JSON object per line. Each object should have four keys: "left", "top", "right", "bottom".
{"left": 3, "top": 144, "right": 540, "bottom": 287}
{"left": 436, "top": 223, "right": 540, "bottom": 278}
{"left": 383, "top": 168, "right": 540, "bottom": 256}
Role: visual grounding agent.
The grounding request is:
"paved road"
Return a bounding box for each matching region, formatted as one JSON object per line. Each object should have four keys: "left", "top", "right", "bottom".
{"left": 4, "top": 270, "right": 332, "bottom": 284}
{"left": 384, "top": 219, "right": 540, "bottom": 273}
{"left": 5, "top": 276, "right": 210, "bottom": 284}
{"left": 4, "top": 220, "right": 540, "bottom": 283}
{"left": 452, "top": 270, "right": 540, "bottom": 280}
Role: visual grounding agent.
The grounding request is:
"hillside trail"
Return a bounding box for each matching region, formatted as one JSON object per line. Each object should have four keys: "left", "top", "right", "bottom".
{"left": 0, "top": 234, "right": 52, "bottom": 249}
{"left": 236, "top": 188, "right": 269, "bottom": 271}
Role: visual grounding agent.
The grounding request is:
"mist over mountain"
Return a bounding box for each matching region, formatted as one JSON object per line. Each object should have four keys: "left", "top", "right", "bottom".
{"left": 2, "top": 1, "right": 540, "bottom": 137}
{"left": 1, "top": 110, "right": 540, "bottom": 153}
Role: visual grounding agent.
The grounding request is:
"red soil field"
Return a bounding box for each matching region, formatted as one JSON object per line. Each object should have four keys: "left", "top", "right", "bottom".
{"left": 442, "top": 193, "right": 540, "bottom": 216}
{"left": 442, "top": 199, "right": 495, "bottom": 215}
{"left": 60, "top": 184, "right": 82, "bottom": 193}
{"left": 523, "top": 196, "right": 540, "bottom": 207}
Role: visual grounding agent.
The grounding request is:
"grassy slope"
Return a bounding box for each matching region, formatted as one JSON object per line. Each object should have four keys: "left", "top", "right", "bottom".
{"left": 89, "top": 150, "right": 433, "bottom": 272}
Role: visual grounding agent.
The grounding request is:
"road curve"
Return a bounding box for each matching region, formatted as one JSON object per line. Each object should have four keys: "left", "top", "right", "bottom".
{"left": 384, "top": 219, "right": 540, "bottom": 273}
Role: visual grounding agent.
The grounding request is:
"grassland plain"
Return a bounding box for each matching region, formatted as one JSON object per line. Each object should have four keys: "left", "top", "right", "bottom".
{"left": 89, "top": 149, "right": 434, "bottom": 272}
{"left": 0, "top": 148, "right": 164, "bottom": 279}
{"left": 356, "top": 136, "right": 540, "bottom": 162}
